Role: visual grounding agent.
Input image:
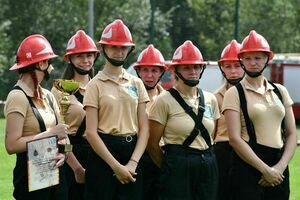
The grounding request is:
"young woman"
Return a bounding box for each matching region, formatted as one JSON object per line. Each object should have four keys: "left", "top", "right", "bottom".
{"left": 147, "top": 40, "right": 220, "bottom": 200}
{"left": 133, "top": 44, "right": 167, "bottom": 200}
{"left": 223, "top": 30, "right": 297, "bottom": 200}
{"left": 4, "top": 34, "right": 69, "bottom": 199}
{"left": 51, "top": 30, "right": 99, "bottom": 200}
{"left": 83, "top": 19, "right": 149, "bottom": 200}
{"left": 213, "top": 40, "right": 244, "bottom": 200}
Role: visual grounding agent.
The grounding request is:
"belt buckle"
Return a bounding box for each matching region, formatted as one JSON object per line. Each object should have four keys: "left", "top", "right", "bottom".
{"left": 125, "top": 135, "right": 133, "bottom": 142}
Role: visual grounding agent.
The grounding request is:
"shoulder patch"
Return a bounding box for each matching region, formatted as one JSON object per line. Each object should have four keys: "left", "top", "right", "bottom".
{"left": 204, "top": 104, "right": 214, "bottom": 119}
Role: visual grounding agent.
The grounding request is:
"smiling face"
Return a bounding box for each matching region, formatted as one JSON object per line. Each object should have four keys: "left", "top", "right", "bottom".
{"left": 137, "top": 66, "right": 164, "bottom": 88}
{"left": 70, "top": 52, "right": 96, "bottom": 71}
{"left": 220, "top": 61, "right": 244, "bottom": 80}
{"left": 240, "top": 51, "right": 268, "bottom": 73}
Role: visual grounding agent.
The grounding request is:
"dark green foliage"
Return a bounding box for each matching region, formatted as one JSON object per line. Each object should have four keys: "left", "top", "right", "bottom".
{"left": 0, "top": 0, "right": 300, "bottom": 100}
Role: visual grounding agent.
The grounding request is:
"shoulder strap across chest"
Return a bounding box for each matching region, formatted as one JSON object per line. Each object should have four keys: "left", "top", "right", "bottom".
{"left": 168, "top": 88, "right": 212, "bottom": 147}
{"left": 235, "top": 81, "right": 285, "bottom": 145}
{"left": 13, "top": 85, "right": 58, "bottom": 132}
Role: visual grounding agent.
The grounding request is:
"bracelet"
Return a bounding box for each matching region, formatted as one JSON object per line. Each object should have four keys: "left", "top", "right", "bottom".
{"left": 129, "top": 158, "right": 138, "bottom": 164}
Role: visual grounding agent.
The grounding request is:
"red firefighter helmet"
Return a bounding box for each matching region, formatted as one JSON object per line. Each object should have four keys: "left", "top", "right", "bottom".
{"left": 10, "top": 34, "right": 57, "bottom": 70}
{"left": 170, "top": 40, "right": 206, "bottom": 67}
{"left": 133, "top": 44, "right": 167, "bottom": 70}
{"left": 98, "top": 19, "right": 135, "bottom": 47}
{"left": 238, "top": 30, "right": 274, "bottom": 60}
{"left": 64, "top": 30, "right": 99, "bottom": 60}
{"left": 218, "top": 40, "right": 241, "bottom": 65}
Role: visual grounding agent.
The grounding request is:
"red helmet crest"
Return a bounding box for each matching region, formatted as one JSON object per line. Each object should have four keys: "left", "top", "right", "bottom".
{"left": 10, "top": 34, "right": 57, "bottom": 70}
{"left": 238, "top": 30, "right": 274, "bottom": 60}
{"left": 170, "top": 40, "right": 206, "bottom": 67}
{"left": 98, "top": 19, "right": 135, "bottom": 47}
{"left": 133, "top": 44, "right": 167, "bottom": 70}
{"left": 64, "top": 30, "right": 99, "bottom": 60}
{"left": 218, "top": 40, "right": 241, "bottom": 65}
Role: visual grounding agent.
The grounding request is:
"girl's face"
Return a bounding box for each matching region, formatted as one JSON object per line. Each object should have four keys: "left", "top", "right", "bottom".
{"left": 221, "top": 61, "right": 244, "bottom": 80}
{"left": 240, "top": 52, "right": 268, "bottom": 72}
{"left": 176, "top": 64, "right": 204, "bottom": 80}
{"left": 70, "top": 52, "right": 95, "bottom": 70}
{"left": 104, "top": 45, "right": 131, "bottom": 61}
{"left": 137, "top": 66, "right": 164, "bottom": 88}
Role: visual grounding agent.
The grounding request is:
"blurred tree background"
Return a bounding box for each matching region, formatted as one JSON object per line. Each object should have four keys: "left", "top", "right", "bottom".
{"left": 0, "top": 0, "right": 300, "bottom": 100}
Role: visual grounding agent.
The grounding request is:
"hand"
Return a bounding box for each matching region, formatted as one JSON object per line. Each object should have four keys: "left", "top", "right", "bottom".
{"left": 52, "top": 153, "right": 66, "bottom": 169}
{"left": 259, "top": 167, "right": 284, "bottom": 187}
{"left": 125, "top": 159, "right": 138, "bottom": 177}
{"left": 113, "top": 164, "right": 136, "bottom": 184}
{"left": 74, "top": 166, "right": 85, "bottom": 184}
{"left": 49, "top": 124, "right": 69, "bottom": 139}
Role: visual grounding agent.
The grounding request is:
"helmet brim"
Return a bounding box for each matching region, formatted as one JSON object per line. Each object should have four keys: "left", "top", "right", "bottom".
{"left": 10, "top": 54, "right": 58, "bottom": 70}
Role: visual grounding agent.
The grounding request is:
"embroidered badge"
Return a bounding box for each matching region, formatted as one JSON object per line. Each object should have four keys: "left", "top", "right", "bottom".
{"left": 127, "top": 86, "right": 138, "bottom": 98}
{"left": 204, "top": 105, "right": 214, "bottom": 119}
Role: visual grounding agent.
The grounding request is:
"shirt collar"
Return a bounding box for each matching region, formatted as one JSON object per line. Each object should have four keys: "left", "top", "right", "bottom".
{"left": 156, "top": 84, "right": 164, "bottom": 94}
{"left": 97, "top": 68, "right": 130, "bottom": 82}
{"left": 219, "top": 83, "right": 228, "bottom": 97}
{"left": 241, "top": 77, "right": 273, "bottom": 93}
{"left": 16, "top": 79, "right": 46, "bottom": 99}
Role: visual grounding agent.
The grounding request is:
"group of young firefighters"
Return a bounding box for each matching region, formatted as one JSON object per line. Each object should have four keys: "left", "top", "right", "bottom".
{"left": 4, "top": 19, "right": 297, "bottom": 200}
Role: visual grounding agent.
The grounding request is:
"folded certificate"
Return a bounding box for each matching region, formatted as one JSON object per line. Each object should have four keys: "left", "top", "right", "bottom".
{"left": 27, "top": 136, "right": 59, "bottom": 192}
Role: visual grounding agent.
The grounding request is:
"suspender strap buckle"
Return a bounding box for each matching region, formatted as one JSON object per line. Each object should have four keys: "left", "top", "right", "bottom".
{"left": 199, "top": 105, "right": 205, "bottom": 112}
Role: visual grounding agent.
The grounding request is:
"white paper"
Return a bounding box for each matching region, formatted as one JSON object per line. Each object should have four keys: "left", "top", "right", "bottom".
{"left": 27, "top": 136, "right": 59, "bottom": 192}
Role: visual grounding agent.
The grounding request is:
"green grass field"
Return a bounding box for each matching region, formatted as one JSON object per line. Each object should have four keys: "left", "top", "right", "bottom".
{"left": 0, "top": 118, "right": 299, "bottom": 199}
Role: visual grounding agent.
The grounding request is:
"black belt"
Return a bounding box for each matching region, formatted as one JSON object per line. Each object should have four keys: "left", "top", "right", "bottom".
{"left": 69, "top": 136, "right": 90, "bottom": 145}
{"left": 162, "top": 144, "right": 212, "bottom": 155}
{"left": 98, "top": 132, "right": 137, "bottom": 143}
{"left": 214, "top": 141, "right": 230, "bottom": 145}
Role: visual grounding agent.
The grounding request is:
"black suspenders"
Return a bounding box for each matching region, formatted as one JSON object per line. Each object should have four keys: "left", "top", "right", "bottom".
{"left": 13, "top": 85, "right": 58, "bottom": 132}
{"left": 168, "top": 88, "right": 212, "bottom": 147}
{"left": 73, "top": 90, "right": 86, "bottom": 137}
{"left": 235, "top": 82, "right": 285, "bottom": 145}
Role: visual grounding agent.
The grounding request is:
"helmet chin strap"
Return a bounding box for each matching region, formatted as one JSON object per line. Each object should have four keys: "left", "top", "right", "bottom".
{"left": 218, "top": 65, "right": 244, "bottom": 85}
{"left": 136, "top": 70, "right": 165, "bottom": 90}
{"left": 175, "top": 70, "right": 199, "bottom": 87}
{"left": 71, "top": 62, "right": 91, "bottom": 75}
{"left": 227, "top": 77, "right": 243, "bottom": 85}
{"left": 69, "top": 54, "right": 99, "bottom": 75}
{"left": 35, "top": 64, "right": 51, "bottom": 81}
{"left": 102, "top": 46, "right": 134, "bottom": 67}
{"left": 174, "top": 66, "right": 205, "bottom": 87}
{"left": 239, "top": 56, "right": 269, "bottom": 78}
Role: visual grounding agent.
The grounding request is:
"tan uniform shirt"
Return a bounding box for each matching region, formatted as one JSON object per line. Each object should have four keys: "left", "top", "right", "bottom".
{"left": 4, "top": 80, "right": 60, "bottom": 136}
{"left": 149, "top": 89, "right": 220, "bottom": 150}
{"left": 51, "top": 86, "right": 85, "bottom": 136}
{"left": 147, "top": 84, "right": 164, "bottom": 146}
{"left": 214, "top": 83, "right": 229, "bottom": 142}
{"left": 222, "top": 77, "right": 293, "bottom": 148}
{"left": 146, "top": 84, "right": 164, "bottom": 114}
{"left": 83, "top": 69, "right": 149, "bottom": 136}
